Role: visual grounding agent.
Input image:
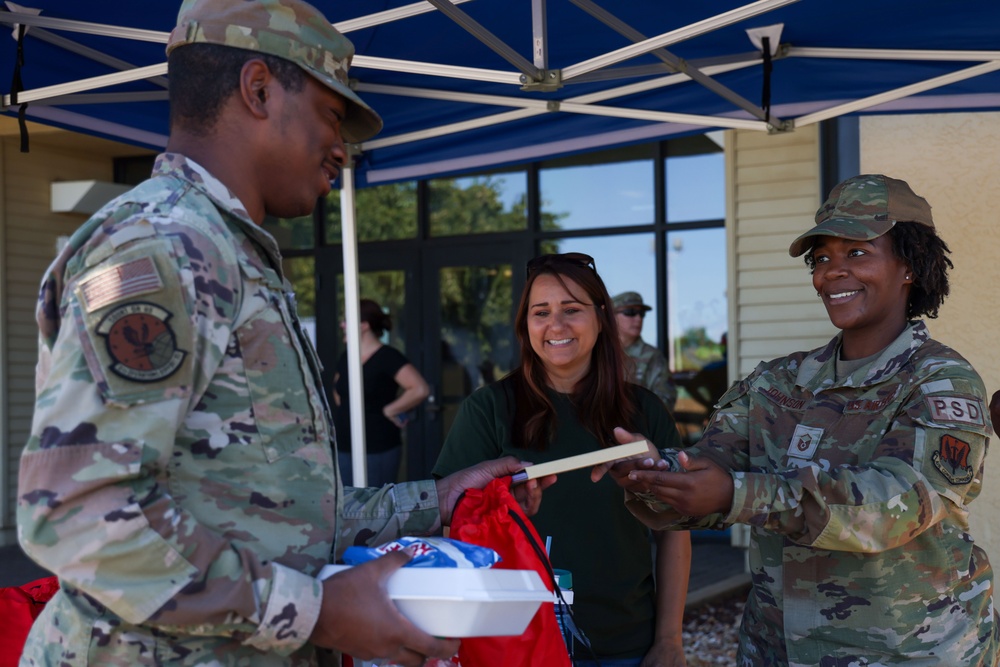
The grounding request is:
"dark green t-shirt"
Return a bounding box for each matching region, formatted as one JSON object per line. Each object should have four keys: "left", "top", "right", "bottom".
{"left": 432, "top": 377, "right": 682, "bottom": 659}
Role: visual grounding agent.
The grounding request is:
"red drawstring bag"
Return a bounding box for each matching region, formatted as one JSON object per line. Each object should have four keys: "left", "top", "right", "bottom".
{"left": 449, "top": 477, "right": 571, "bottom": 667}
{"left": 0, "top": 575, "right": 60, "bottom": 667}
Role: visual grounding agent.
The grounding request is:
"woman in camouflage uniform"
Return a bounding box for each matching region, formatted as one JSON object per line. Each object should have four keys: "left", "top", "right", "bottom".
{"left": 601, "top": 174, "right": 998, "bottom": 666}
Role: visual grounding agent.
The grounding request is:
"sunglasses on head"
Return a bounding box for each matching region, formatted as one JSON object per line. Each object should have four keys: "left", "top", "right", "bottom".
{"left": 525, "top": 252, "right": 596, "bottom": 277}
{"left": 618, "top": 308, "right": 645, "bottom": 318}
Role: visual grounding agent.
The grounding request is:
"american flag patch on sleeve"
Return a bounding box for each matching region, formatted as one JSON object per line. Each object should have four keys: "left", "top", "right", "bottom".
{"left": 79, "top": 256, "right": 164, "bottom": 312}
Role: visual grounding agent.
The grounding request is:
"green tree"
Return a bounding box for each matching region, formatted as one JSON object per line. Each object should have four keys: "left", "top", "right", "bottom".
{"left": 325, "top": 181, "right": 418, "bottom": 243}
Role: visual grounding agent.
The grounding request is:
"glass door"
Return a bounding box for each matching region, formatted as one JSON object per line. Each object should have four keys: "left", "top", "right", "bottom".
{"left": 415, "top": 242, "right": 526, "bottom": 480}
{"left": 314, "top": 242, "right": 421, "bottom": 483}
{"left": 315, "top": 240, "right": 527, "bottom": 483}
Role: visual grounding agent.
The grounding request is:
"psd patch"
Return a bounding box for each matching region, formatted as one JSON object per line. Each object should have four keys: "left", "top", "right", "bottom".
{"left": 96, "top": 301, "right": 187, "bottom": 382}
{"left": 931, "top": 434, "right": 974, "bottom": 485}
{"left": 924, "top": 395, "right": 985, "bottom": 426}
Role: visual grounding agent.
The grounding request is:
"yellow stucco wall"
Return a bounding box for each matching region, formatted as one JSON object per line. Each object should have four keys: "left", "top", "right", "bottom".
{"left": 860, "top": 111, "right": 1000, "bottom": 564}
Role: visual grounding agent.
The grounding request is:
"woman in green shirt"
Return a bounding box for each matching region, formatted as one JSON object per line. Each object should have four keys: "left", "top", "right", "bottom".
{"left": 433, "top": 253, "right": 690, "bottom": 666}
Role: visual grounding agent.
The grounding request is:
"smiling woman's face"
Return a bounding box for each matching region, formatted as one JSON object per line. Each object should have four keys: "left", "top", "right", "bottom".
{"left": 526, "top": 273, "right": 601, "bottom": 389}
{"left": 811, "top": 233, "right": 911, "bottom": 358}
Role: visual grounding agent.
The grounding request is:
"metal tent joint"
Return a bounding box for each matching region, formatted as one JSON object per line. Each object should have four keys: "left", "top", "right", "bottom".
{"left": 520, "top": 68, "right": 563, "bottom": 92}
{"left": 767, "top": 118, "right": 795, "bottom": 133}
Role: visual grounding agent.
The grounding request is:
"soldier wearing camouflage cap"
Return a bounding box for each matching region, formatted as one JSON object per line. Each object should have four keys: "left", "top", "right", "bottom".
{"left": 16, "top": 1, "right": 550, "bottom": 666}
{"left": 602, "top": 175, "right": 999, "bottom": 665}
{"left": 612, "top": 291, "right": 677, "bottom": 412}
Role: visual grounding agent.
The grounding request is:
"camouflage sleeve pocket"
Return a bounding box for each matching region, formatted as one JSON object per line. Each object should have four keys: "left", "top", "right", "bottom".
{"left": 72, "top": 242, "right": 194, "bottom": 407}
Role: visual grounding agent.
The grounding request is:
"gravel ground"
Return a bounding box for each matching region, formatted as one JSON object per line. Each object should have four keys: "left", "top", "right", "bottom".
{"left": 683, "top": 593, "right": 744, "bottom": 666}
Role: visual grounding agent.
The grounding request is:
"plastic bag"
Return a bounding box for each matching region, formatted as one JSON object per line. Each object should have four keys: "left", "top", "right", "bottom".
{"left": 449, "top": 477, "right": 571, "bottom": 667}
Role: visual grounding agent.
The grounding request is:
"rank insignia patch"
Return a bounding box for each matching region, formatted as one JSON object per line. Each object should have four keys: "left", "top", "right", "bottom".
{"left": 96, "top": 302, "right": 187, "bottom": 382}
{"left": 931, "top": 434, "right": 974, "bottom": 485}
{"left": 787, "top": 424, "right": 823, "bottom": 460}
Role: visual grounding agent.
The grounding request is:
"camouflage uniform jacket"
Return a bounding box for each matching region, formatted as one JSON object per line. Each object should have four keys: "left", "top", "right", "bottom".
{"left": 623, "top": 338, "right": 676, "bottom": 412}
{"left": 627, "top": 321, "right": 998, "bottom": 666}
{"left": 17, "top": 154, "right": 440, "bottom": 667}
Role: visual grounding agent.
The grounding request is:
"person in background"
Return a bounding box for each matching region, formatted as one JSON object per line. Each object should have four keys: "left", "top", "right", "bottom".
{"left": 333, "top": 299, "right": 430, "bottom": 486}
{"left": 599, "top": 174, "right": 998, "bottom": 666}
{"left": 613, "top": 291, "right": 677, "bottom": 412}
{"left": 674, "top": 332, "right": 728, "bottom": 415}
{"left": 15, "top": 1, "right": 551, "bottom": 665}
{"left": 436, "top": 254, "right": 690, "bottom": 667}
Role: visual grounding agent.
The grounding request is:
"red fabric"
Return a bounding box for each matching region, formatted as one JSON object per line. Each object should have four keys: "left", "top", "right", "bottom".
{"left": 0, "top": 576, "right": 59, "bottom": 667}
{"left": 449, "top": 477, "right": 570, "bottom": 667}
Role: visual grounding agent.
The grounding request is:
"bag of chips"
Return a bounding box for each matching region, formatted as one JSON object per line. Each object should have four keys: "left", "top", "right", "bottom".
{"left": 341, "top": 536, "right": 501, "bottom": 569}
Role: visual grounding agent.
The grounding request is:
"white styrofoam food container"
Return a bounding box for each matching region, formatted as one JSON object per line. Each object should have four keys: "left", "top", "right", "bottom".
{"left": 318, "top": 564, "right": 552, "bottom": 637}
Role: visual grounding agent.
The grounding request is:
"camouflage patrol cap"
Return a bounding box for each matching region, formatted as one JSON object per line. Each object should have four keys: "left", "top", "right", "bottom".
{"left": 167, "top": 0, "right": 382, "bottom": 143}
{"left": 612, "top": 291, "right": 652, "bottom": 311}
{"left": 788, "top": 174, "right": 934, "bottom": 257}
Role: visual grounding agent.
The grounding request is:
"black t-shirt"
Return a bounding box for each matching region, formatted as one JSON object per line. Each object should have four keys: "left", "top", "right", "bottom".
{"left": 333, "top": 345, "right": 409, "bottom": 454}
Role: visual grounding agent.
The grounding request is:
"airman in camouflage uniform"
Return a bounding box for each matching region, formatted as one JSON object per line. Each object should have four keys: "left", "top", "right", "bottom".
{"left": 613, "top": 291, "right": 677, "bottom": 411}
{"left": 16, "top": 1, "right": 538, "bottom": 666}
{"left": 611, "top": 175, "right": 999, "bottom": 666}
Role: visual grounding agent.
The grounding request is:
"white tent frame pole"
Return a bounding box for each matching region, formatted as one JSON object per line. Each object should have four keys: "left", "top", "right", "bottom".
{"left": 0, "top": 11, "right": 167, "bottom": 42}
{"left": 359, "top": 59, "right": 760, "bottom": 150}
{"left": 334, "top": 0, "right": 475, "bottom": 33}
{"left": 359, "top": 81, "right": 765, "bottom": 128}
{"left": 423, "top": 0, "right": 543, "bottom": 80}
{"left": 568, "top": 0, "right": 783, "bottom": 126}
{"left": 795, "top": 60, "right": 1000, "bottom": 127}
{"left": 351, "top": 56, "right": 521, "bottom": 84}
{"left": 340, "top": 165, "right": 368, "bottom": 488}
{"left": 2, "top": 62, "right": 167, "bottom": 106}
{"left": 30, "top": 91, "right": 168, "bottom": 106}
{"left": 532, "top": 0, "right": 548, "bottom": 70}
{"left": 562, "top": 0, "right": 799, "bottom": 80}
{"left": 28, "top": 27, "right": 170, "bottom": 89}
{"left": 363, "top": 109, "right": 541, "bottom": 150}
{"left": 789, "top": 47, "right": 1000, "bottom": 62}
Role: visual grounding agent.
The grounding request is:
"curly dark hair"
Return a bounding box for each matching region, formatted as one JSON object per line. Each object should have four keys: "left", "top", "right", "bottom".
{"left": 804, "top": 222, "right": 952, "bottom": 319}
{"left": 168, "top": 43, "right": 306, "bottom": 136}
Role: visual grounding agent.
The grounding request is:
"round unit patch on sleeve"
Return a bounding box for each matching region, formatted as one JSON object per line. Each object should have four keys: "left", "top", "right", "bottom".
{"left": 96, "top": 301, "right": 187, "bottom": 382}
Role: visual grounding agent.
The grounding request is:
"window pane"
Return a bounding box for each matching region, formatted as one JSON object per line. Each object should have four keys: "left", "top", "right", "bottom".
{"left": 325, "top": 182, "right": 417, "bottom": 244}
{"left": 666, "top": 228, "right": 727, "bottom": 372}
{"left": 435, "top": 261, "right": 515, "bottom": 446}
{"left": 665, "top": 142, "right": 725, "bottom": 223}
{"left": 541, "top": 145, "right": 654, "bottom": 231}
{"left": 263, "top": 215, "right": 315, "bottom": 250}
{"left": 429, "top": 172, "right": 527, "bottom": 236}
{"left": 544, "top": 234, "right": 658, "bottom": 346}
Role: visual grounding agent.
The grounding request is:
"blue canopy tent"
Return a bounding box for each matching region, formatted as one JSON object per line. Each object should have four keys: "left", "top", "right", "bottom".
{"left": 3, "top": 0, "right": 999, "bottom": 483}
{"left": 3, "top": 0, "right": 1000, "bottom": 183}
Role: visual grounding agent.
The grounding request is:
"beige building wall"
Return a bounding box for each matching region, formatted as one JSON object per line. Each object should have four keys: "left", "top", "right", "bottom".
{"left": 859, "top": 112, "right": 1000, "bottom": 561}
{"left": 0, "top": 118, "right": 152, "bottom": 542}
{"left": 727, "top": 123, "right": 832, "bottom": 379}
